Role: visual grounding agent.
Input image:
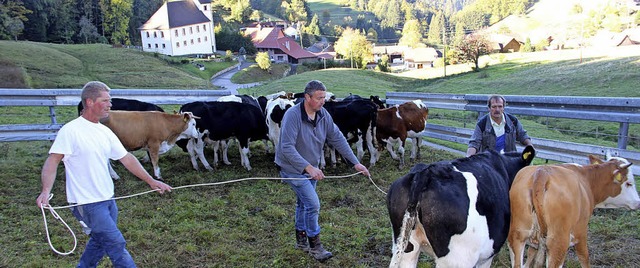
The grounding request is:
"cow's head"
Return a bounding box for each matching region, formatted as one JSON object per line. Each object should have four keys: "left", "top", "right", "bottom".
{"left": 180, "top": 112, "right": 200, "bottom": 139}
{"left": 590, "top": 154, "right": 639, "bottom": 210}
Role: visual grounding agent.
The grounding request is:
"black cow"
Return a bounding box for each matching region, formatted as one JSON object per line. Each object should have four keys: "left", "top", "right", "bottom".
{"left": 177, "top": 101, "right": 268, "bottom": 171}
{"left": 387, "top": 146, "right": 535, "bottom": 267}
{"left": 77, "top": 97, "right": 164, "bottom": 115}
{"left": 322, "top": 96, "right": 379, "bottom": 167}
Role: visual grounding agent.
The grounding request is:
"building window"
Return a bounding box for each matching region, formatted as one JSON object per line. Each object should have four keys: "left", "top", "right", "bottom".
{"left": 203, "top": 25, "right": 207, "bottom": 31}
{"left": 182, "top": 29, "right": 186, "bottom": 36}
{"left": 190, "top": 39, "right": 194, "bottom": 45}
{"left": 147, "top": 43, "right": 151, "bottom": 48}
{"left": 161, "top": 32, "right": 164, "bottom": 38}
{"left": 196, "top": 26, "right": 200, "bottom": 33}
{"left": 189, "top": 27, "right": 193, "bottom": 34}
{"left": 204, "top": 36, "right": 208, "bottom": 41}
{"left": 154, "top": 32, "right": 157, "bottom": 38}
{"left": 198, "top": 38, "right": 201, "bottom": 43}
{"left": 155, "top": 44, "right": 158, "bottom": 48}
{"left": 162, "top": 44, "right": 166, "bottom": 49}
{"left": 146, "top": 32, "right": 150, "bottom": 38}
{"left": 174, "top": 30, "right": 178, "bottom": 37}
{"left": 176, "top": 42, "right": 180, "bottom": 47}
{"left": 183, "top": 40, "right": 187, "bottom": 46}
{"left": 204, "top": 6, "right": 208, "bottom": 11}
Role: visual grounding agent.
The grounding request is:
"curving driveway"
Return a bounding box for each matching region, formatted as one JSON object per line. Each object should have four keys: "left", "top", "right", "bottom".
{"left": 211, "top": 61, "right": 261, "bottom": 94}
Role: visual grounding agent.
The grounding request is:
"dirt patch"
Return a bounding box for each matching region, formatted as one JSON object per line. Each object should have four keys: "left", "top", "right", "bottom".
{"left": 0, "top": 60, "right": 28, "bottom": 88}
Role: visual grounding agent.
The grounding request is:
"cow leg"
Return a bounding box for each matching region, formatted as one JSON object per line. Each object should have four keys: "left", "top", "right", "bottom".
{"left": 148, "top": 144, "right": 162, "bottom": 180}
{"left": 409, "top": 137, "right": 420, "bottom": 161}
{"left": 573, "top": 231, "right": 590, "bottom": 268}
{"left": 194, "top": 137, "right": 214, "bottom": 171}
{"left": 365, "top": 126, "right": 377, "bottom": 166}
{"left": 385, "top": 138, "right": 400, "bottom": 160}
{"left": 238, "top": 139, "right": 251, "bottom": 171}
{"left": 221, "top": 139, "right": 232, "bottom": 165}
{"left": 355, "top": 135, "right": 364, "bottom": 161}
{"left": 330, "top": 147, "right": 337, "bottom": 168}
{"left": 397, "top": 140, "right": 406, "bottom": 169}
{"left": 544, "top": 234, "right": 570, "bottom": 268}
{"left": 108, "top": 161, "right": 121, "bottom": 180}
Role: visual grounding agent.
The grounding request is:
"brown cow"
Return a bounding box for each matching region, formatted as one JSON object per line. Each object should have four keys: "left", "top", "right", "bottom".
{"left": 376, "top": 100, "right": 429, "bottom": 168}
{"left": 100, "top": 110, "right": 199, "bottom": 180}
{"left": 508, "top": 155, "right": 639, "bottom": 268}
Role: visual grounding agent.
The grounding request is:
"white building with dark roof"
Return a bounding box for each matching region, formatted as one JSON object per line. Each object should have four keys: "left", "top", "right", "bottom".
{"left": 140, "top": 0, "right": 216, "bottom": 56}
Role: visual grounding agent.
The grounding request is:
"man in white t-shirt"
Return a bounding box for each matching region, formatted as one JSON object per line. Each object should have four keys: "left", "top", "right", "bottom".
{"left": 36, "top": 81, "right": 172, "bottom": 267}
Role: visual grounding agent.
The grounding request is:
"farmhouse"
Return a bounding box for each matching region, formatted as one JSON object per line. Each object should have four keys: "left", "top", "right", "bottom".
{"left": 243, "top": 25, "right": 318, "bottom": 64}
{"left": 403, "top": 47, "right": 438, "bottom": 69}
{"left": 488, "top": 33, "right": 522, "bottom": 53}
{"left": 139, "top": 0, "right": 216, "bottom": 56}
{"left": 372, "top": 45, "right": 407, "bottom": 64}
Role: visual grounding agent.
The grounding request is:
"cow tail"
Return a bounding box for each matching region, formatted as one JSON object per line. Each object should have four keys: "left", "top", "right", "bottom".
{"left": 531, "top": 168, "right": 550, "bottom": 237}
{"left": 395, "top": 164, "right": 428, "bottom": 253}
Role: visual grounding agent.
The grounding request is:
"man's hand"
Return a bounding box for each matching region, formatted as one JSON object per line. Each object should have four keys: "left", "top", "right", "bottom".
{"left": 149, "top": 179, "right": 172, "bottom": 194}
{"left": 354, "top": 163, "right": 370, "bottom": 177}
{"left": 305, "top": 165, "right": 325, "bottom": 180}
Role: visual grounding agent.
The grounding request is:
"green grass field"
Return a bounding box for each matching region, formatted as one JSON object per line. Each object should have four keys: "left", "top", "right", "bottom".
{"left": 0, "top": 41, "right": 235, "bottom": 89}
{"left": 1, "top": 41, "right": 639, "bottom": 267}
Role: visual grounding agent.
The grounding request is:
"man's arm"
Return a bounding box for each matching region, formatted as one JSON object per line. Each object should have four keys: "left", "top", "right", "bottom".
{"left": 37, "top": 153, "right": 64, "bottom": 208}
{"left": 119, "top": 153, "right": 171, "bottom": 193}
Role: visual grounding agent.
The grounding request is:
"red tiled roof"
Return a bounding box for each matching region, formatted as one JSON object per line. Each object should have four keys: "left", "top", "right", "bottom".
{"left": 245, "top": 26, "right": 316, "bottom": 59}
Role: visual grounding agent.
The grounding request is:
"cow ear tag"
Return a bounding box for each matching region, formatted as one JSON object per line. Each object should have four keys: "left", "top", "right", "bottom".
{"left": 613, "top": 171, "right": 623, "bottom": 182}
{"left": 522, "top": 151, "right": 531, "bottom": 160}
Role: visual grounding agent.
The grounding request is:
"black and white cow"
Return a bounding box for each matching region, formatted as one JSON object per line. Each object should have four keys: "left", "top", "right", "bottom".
{"left": 387, "top": 146, "right": 535, "bottom": 267}
{"left": 265, "top": 97, "right": 295, "bottom": 151}
{"left": 177, "top": 101, "right": 268, "bottom": 171}
{"left": 322, "top": 96, "right": 379, "bottom": 167}
{"left": 215, "top": 94, "right": 270, "bottom": 161}
{"left": 77, "top": 97, "right": 164, "bottom": 115}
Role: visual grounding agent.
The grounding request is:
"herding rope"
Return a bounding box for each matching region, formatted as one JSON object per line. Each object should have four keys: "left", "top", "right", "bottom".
{"left": 40, "top": 172, "right": 387, "bottom": 256}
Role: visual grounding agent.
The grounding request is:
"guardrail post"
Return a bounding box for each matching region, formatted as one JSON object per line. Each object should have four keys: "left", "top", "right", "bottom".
{"left": 49, "top": 106, "right": 57, "bottom": 124}
{"left": 618, "top": 122, "right": 629, "bottom": 149}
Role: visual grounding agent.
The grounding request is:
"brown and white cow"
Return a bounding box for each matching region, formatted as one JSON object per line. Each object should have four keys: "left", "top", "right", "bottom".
{"left": 100, "top": 110, "right": 199, "bottom": 180}
{"left": 376, "top": 100, "right": 429, "bottom": 168}
{"left": 508, "top": 155, "right": 639, "bottom": 268}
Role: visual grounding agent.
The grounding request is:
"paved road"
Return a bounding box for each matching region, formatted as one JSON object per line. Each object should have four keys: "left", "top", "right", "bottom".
{"left": 211, "top": 61, "right": 261, "bottom": 94}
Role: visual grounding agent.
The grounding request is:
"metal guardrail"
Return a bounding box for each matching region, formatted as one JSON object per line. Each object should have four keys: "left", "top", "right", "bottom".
{"left": 388, "top": 92, "right": 640, "bottom": 174}
{"left": 0, "top": 89, "right": 232, "bottom": 142}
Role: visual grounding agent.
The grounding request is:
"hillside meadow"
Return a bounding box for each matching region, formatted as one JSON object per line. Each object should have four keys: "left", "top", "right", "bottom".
{"left": 0, "top": 41, "right": 234, "bottom": 89}
{"left": 0, "top": 42, "right": 639, "bottom": 267}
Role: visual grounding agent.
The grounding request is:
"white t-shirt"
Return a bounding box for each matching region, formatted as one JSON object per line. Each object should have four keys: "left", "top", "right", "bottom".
{"left": 49, "top": 116, "right": 128, "bottom": 204}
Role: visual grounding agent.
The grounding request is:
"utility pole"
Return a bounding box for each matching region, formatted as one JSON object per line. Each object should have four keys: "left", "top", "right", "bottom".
{"left": 442, "top": 15, "right": 447, "bottom": 77}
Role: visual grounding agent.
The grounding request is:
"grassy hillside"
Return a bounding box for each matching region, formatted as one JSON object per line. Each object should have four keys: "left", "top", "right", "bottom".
{"left": 0, "top": 41, "right": 234, "bottom": 89}
{"left": 241, "top": 46, "right": 640, "bottom": 98}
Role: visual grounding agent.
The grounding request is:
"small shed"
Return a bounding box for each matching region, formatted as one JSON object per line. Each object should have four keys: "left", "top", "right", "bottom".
{"left": 403, "top": 47, "right": 438, "bottom": 69}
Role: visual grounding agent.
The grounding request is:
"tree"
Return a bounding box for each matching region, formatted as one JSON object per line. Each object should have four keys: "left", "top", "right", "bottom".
{"left": 0, "top": 0, "right": 31, "bottom": 40}
{"left": 427, "top": 11, "right": 443, "bottom": 45}
{"left": 334, "top": 27, "right": 372, "bottom": 69}
{"left": 256, "top": 51, "right": 271, "bottom": 72}
{"left": 366, "top": 27, "right": 377, "bottom": 42}
{"left": 78, "top": 15, "right": 99, "bottom": 43}
{"left": 101, "top": 0, "right": 133, "bottom": 45}
{"left": 452, "top": 33, "right": 491, "bottom": 71}
{"left": 398, "top": 19, "right": 423, "bottom": 48}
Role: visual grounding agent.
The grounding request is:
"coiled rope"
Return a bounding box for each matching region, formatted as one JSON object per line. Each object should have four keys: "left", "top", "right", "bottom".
{"left": 40, "top": 172, "right": 386, "bottom": 255}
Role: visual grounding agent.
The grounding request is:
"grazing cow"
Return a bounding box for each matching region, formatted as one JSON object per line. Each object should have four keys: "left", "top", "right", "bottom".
{"left": 178, "top": 101, "right": 268, "bottom": 171}
{"left": 78, "top": 97, "right": 164, "bottom": 115}
{"left": 99, "top": 110, "right": 199, "bottom": 180}
{"left": 265, "top": 97, "right": 295, "bottom": 151}
{"left": 322, "top": 96, "right": 379, "bottom": 167}
{"left": 507, "top": 154, "right": 638, "bottom": 268}
{"left": 387, "top": 146, "right": 536, "bottom": 268}
{"left": 376, "top": 100, "right": 429, "bottom": 168}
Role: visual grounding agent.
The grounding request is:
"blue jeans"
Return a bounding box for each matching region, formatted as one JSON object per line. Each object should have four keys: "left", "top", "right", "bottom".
{"left": 280, "top": 171, "right": 321, "bottom": 237}
{"left": 71, "top": 200, "right": 136, "bottom": 268}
